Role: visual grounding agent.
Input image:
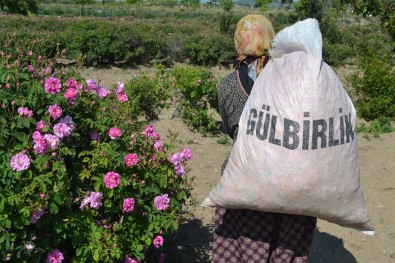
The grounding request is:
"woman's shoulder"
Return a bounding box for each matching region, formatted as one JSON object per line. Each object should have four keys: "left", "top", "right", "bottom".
{"left": 218, "top": 71, "right": 247, "bottom": 100}
{"left": 219, "top": 71, "right": 237, "bottom": 87}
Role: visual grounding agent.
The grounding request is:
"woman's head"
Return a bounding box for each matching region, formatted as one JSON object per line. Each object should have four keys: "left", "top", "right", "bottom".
{"left": 234, "top": 14, "right": 275, "bottom": 60}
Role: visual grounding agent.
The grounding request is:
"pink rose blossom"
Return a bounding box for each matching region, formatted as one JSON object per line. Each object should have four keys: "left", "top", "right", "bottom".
{"left": 5, "top": 83, "right": 10, "bottom": 89}
{"left": 48, "top": 105, "right": 62, "bottom": 120}
{"left": 30, "top": 209, "right": 45, "bottom": 224}
{"left": 85, "top": 79, "right": 97, "bottom": 92}
{"left": 96, "top": 86, "right": 111, "bottom": 98}
{"left": 46, "top": 249, "right": 64, "bottom": 263}
{"left": 103, "top": 171, "right": 121, "bottom": 189}
{"left": 45, "top": 67, "right": 52, "bottom": 75}
{"left": 142, "top": 124, "right": 154, "bottom": 137}
{"left": 125, "top": 256, "right": 139, "bottom": 263}
{"left": 123, "top": 198, "right": 135, "bottom": 213}
{"left": 66, "top": 78, "right": 78, "bottom": 89}
{"left": 169, "top": 152, "right": 184, "bottom": 166}
{"left": 28, "top": 50, "right": 33, "bottom": 56}
{"left": 33, "top": 135, "right": 49, "bottom": 155}
{"left": 124, "top": 153, "right": 139, "bottom": 167}
{"left": 10, "top": 152, "right": 30, "bottom": 171}
{"left": 39, "top": 193, "right": 46, "bottom": 199}
{"left": 36, "top": 120, "right": 45, "bottom": 131}
{"left": 80, "top": 192, "right": 103, "bottom": 210}
{"left": 108, "top": 127, "right": 122, "bottom": 140}
{"left": 89, "top": 192, "right": 103, "bottom": 210}
{"left": 154, "top": 194, "right": 170, "bottom": 211}
{"left": 45, "top": 77, "right": 61, "bottom": 95}
{"left": 59, "top": 116, "right": 75, "bottom": 129}
{"left": 44, "top": 134, "right": 60, "bottom": 150}
{"left": 151, "top": 131, "right": 160, "bottom": 141}
{"left": 153, "top": 235, "right": 164, "bottom": 249}
{"left": 28, "top": 64, "right": 34, "bottom": 72}
{"left": 154, "top": 140, "right": 163, "bottom": 151}
{"left": 17, "top": 107, "right": 33, "bottom": 117}
{"left": 175, "top": 165, "right": 185, "bottom": 176}
{"left": 182, "top": 148, "right": 193, "bottom": 160}
{"left": 53, "top": 123, "right": 71, "bottom": 139}
{"left": 116, "top": 81, "right": 124, "bottom": 94}
{"left": 64, "top": 88, "right": 78, "bottom": 102}
{"left": 117, "top": 91, "right": 128, "bottom": 102}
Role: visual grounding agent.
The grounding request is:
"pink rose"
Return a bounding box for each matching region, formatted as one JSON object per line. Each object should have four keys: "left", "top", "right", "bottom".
{"left": 154, "top": 194, "right": 170, "bottom": 211}
{"left": 46, "top": 249, "right": 64, "bottom": 263}
{"left": 123, "top": 198, "right": 135, "bottom": 213}
{"left": 103, "top": 171, "right": 120, "bottom": 189}
{"left": 45, "top": 77, "right": 61, "bottom": 95}
{"left": 64, "top": 88, "right": 78, "bottom": 102}
{"left": 124, "top": 153, "right": 139, "bottom": 167}
{"left": 48, "top": 105, "right": 62, "bottom": 120}
{"left": 153, "top": 235, "right": 164, "bottom": 249}
{"left": 108, "top": 127, "right": 122, "bottom": 140}
{"left": 10, "top": 152, "right": 30, "bottom": 172}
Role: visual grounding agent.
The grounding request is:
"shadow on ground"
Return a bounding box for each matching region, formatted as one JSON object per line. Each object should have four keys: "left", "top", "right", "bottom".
{"left": 166, "top": 218, "right": 213, "bottom": 263}
{"left": 166, "top": 222, "right": 357, "bottom": 262}
{"left": 311, "top": 230, "right": 357, "bottom": 263}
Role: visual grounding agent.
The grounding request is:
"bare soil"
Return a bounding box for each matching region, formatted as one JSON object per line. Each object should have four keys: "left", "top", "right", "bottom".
{"left": 80, "top": 65, "right": 395, "bottom": 263}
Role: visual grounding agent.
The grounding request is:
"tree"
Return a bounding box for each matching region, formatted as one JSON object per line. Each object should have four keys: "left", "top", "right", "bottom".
{"left": 256, "top": 0, "right": 272, "bottom": 11}
{"left": 340, "top": 0, "right": 394, "bottom": 40}
{"left": 0, "top": 0, "right": 39, "bottom": 15}
{"left": 295, "top": 0, "right": 324, "bottom": 22}
{"left": 219, "top": 0, "right": 233, "bottom": 12}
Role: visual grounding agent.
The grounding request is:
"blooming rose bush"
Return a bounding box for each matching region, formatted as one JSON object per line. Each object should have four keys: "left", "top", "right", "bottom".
{"left": 0, "top": 50, "right": 193, "bottom": 262}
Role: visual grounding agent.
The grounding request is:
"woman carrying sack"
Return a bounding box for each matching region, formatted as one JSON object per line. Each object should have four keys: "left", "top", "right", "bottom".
{"left": 212, "top": 14, "right": 317, "bottom": 263}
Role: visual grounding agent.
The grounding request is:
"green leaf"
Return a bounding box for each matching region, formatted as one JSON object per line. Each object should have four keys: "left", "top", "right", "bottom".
{"left": 93, "top": 249, "right": 100, "bottom": 261}
{"left": 49, "top": 203, "right": 59, "bottom": 214}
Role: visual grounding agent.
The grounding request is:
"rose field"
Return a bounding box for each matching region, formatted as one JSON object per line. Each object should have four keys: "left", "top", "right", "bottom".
{"left": 0, "top": 5, "right": 394, "bottom": 263}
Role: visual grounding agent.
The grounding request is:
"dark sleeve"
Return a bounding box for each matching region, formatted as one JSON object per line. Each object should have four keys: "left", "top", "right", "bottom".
{"left": 218, "top": 78, "right": 232, "bottom": 139}
{"left": 218, "top": 72, "right": 248, "bottom": 141}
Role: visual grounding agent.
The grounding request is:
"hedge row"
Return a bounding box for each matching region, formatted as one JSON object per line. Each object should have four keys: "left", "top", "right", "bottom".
{"left": 0, "top": 15, "right": 235, "bottom": 67}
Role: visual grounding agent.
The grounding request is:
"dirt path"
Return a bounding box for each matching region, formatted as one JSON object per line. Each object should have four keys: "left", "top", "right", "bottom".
{"left": 80, "top": 66, "right": 395, "bottom": 263}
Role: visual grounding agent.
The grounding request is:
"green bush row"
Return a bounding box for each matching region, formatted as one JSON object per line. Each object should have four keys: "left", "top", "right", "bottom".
{"left": 0, "top": 15, "right": 234, "bottom": 67}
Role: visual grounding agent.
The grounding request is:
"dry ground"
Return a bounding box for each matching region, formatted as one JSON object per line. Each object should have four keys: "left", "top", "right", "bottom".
{"left": 80, "top": 65, "right": 395, "bottom": 263}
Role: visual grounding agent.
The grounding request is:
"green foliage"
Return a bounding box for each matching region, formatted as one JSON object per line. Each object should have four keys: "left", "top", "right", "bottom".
{"left": 0, "top": 49, "right": 192, "bottom": 262}
{"left": 219, "top": 0, "right": 233, "bottom": 12}
{"left": 216, "top": 135, "right": 230, "bottom": 145}
{"left": 347, "top": 47, "right": 395, "bottom": 122}
{"left": 343, "top": 0, "right": 395, "bottom": 40}
{"left": 295, "top": 0, "right": 324, "bottom": 22}
{"left": 168, "top": 66, "right": 219, "bottom": 135}
{"left": 182, "top": 34, "right": 234, "bottom": 66}
{"left": 256, "top": 0, "right": 272, "bottom": 11}
{"left": 125, "top": 67, "right": 170, "bottom": 121}
{"left": 0, "top": 0, "right": 39, "bottom": 15}
{"left": 219, "top": 13, "right": 233, "bottom": 34}
{"left": 320, "top": 16, "right": 357, "bottom": 66}
{"left": 356, "top": 118, "right": 394, "bottom": 136}
{"left": 0, "top": 16, "right": 234, "bottom": 67}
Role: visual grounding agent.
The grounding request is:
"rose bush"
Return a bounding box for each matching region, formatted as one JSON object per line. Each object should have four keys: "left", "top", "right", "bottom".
{"left": 0, "top": 50, "right": 193, "bottom": 262}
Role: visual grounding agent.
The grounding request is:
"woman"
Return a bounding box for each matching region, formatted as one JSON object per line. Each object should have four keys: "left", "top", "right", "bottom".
{"left": 212, "top": 14, "right": 317, "bottom": 263}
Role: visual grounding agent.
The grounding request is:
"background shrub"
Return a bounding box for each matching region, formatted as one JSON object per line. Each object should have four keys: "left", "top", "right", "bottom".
{"left": 167, "top": 66, "right": 219, "bottom": 135}
{"left": 348, "top": 47, "right": 394, "bottom": 123}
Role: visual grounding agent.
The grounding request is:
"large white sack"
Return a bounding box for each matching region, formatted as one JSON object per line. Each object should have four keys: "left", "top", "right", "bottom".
{"left": 202, "top": 19, "right": 374, "bottom": 233}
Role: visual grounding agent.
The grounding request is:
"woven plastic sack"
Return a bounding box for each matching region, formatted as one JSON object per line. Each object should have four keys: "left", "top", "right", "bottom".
{"left": 202, "top": 19, "right": 374, "bottom": 233}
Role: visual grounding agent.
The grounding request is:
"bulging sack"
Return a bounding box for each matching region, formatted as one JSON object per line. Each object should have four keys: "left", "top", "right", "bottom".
{"left": 202, "top": 19, "right": 374, "bottom": 233}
